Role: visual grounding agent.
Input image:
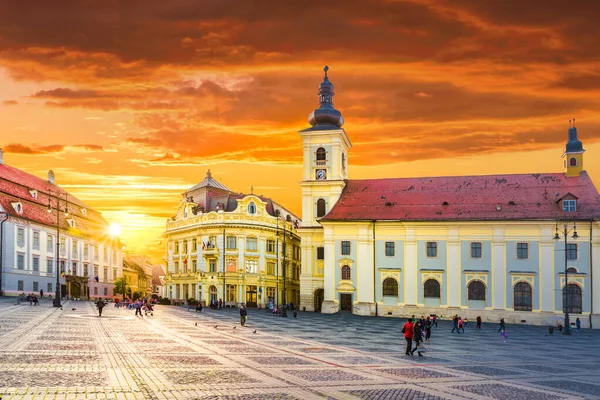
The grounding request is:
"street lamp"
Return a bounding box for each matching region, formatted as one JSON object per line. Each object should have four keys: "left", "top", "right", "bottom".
{"left": 553, "top": 220, "right": 579, "bottom": 335}
{"left": 47, "top": 190, "right": 69, "bottom": 307}
{"left": 0, "top": 206, "right": 8, "bottom": 296}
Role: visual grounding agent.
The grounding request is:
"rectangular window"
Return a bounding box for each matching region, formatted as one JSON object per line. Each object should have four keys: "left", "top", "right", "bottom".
{"left": 246, "top": 237, "right": 258, "bottom": 251}
{"left": 33, "top": 231, "right": 40, "bottom": 250}
{"left": 103, "top": 267, "right": 108, "bottom": 281}
{"left": 226, "top": 236, "right": 237, "bottom": 250}
{"left": 47, "top": 283, "right": 52, "bottom": 293}
{"left": 226, "top": 284, "right": 236, "bottom": 302}
{"left": 103, "top": 247, "right": 107, "bottom": 260}
{"left": 60, "top": 260, "right": 65, "bottom": 274}
{"left": 267, "top": 286, "right": 275, "bottom": 299}
{"left": 175, "top": 261, "right": 179, "bottom": 273}
{"left": 72, "top": 240, "right": 77, "bottom": 257}
{"left": 566, "top": 243, "right": 577, "bottom": 260}
{"left": 94, "top": 287, "right": 98, "bottom": 295}
{"left": 84, "top": 245, "right": 89, "bottom": 259}
{"left": 192, "top": 239, "right": 198, "bottom": 251}
{"left": 266, "top": 240, "right": 276, "bottom": 253}
{"left": 18, "top": 280, "right": 24, "bottom": 291}
{"left": 103, "top": 287, "right": 108, "bottom": 296}
{"left": 192, "top": 259, "right": 197, "bottom": 272}
{"left": 341, "top": 241, "right": 351, "bottom": 255}
{"left": 209, "top": 259, "right": 217, "bottom": 272}
{"left": 33, "top": 281, "right": 39, "bottom": 291}
{"left": 60, "top": 238, "right": 66, "bottom": 256}
{"left": 183, "top": 241, "right": 188, "bottom": 253}
{"left": 563, "top": 199, "right": 576, "bottom": 212}
{"left": 317, "top": 246, "right": 325, "bottom": 260}
{"left": 72, "top": 262, "right": 77, "bottom": 275}
{"left": 94, "top": 245, "right": 99, "bottom": 261}
{"left": 17, "top": 254, "right": 25, "bottom": 270}
{"left": 385, "top": 242, "right": 395, "bottom": 257}
{"left": 33, "top": 257, "right": 40, "bottom": 272}
{"left": 517, "top": 243, "right": 529, "bottom": 259}
{"left": 94, "top": 266, "right": 98, "bottom": 279}
{"left": 267, "top": 262, "right": 275, "bottom": 275}
{"left": 471, "top": 242, "right": 482, "bottom": 258}
{"left": 245, "top": 259, "right": 258, "bottom": 274}
{"left": 47, "top": 235, "right": 54, "bottom": 252}
{"left": 426, "top": 242, "right": 438, "bottom": 258}
{"left": 83, "top": 264, "right": 89, "bottom": 277}
{"left": 174, "top": 242, "right": 180, "bottom": 253}
{"left": 113, "top": 268, "right": 117, "bottom": 279}
{"left": 17, "top": 228, "right": 25, "bottom": 247}
{"left": 209, "top": 236, "right": 217, "bottom": 248}
{"left": 46, "top": 259, "right": 53, "bottom": 274}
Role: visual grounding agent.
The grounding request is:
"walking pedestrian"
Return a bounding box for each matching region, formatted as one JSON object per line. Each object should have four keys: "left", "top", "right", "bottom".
{"left": 412, "top": 320, "right": 424, "bottom": 356}
{"left": 40, "top": 289, "right": 44, "bottom": 299}
{"left": 425, "top": 316, "right": 432, "bottom": 341}
{"left": 239, "top": 303, "right": 248, "bottom": 326}
{"left": 476, "top": 316, "right": 482, "bottom": 329}
{"left": 451, "top": 315, "right": 459, "bottom": 333}
{"left": 134, "top": 300, "right": 143, "bottom": 317}
{"left": 497, "top": 317, "right": 505, "bottom": 332}
{"left": 402, "top": 318, "right": 414, "bottom": 356}
{"left": 96, "top": 298, "right": 105, "bottom": 317}
{"left": 432, "top": 314, "right": 438, "bottom": 328}
{"left": 458, "top": 317, "right": 465, "bottom": 333}
{"left": 576, "top": 318, "right": 581, "bottom": 331}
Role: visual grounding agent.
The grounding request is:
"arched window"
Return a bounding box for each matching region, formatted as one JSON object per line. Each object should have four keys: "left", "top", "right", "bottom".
{"left": 209, "top": 285, "right": 218, "bottom": 302}
{"left": 424, "top": 279, "right": 440, "bottom": 298}
{"left": 316, "top": 147, "right": 326, "bottom": 161}
{"left": 316, "top": 199, "right": 326, "bottom": 218}
{"left": 567, "top": 267, "right": 577, "bottom": 273}
{"left": 341, "top": 265, "right": 351, "bottom": 280}
{"left": 513, "top": 282, "right": 532, "bottom": 311}
{"left": 563, "top": 283, "right": 582, "bottom": 314}
{"left": 248, "top": 202, "right": 256, "bottom": 214}
{"left": 468, "top": 280, "right": 486, "bottom": 301}
{"left": 382, "top": 278, "right": 398, "bottom": 296}
{"left": 570, "top": 157, "right": 577, "bottom": 166}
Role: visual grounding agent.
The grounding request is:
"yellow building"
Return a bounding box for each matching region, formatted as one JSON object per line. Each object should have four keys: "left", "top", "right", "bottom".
{"left": 163, "top": 171, "right": 301, "bottom": 308}
{"left": 122, "top": 255, "right": 153, "bottom": 300}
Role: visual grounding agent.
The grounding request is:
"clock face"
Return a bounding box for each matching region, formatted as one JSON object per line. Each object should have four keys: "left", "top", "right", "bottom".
{"left": 316, "top": 169, "right": 327, "bottom": 180}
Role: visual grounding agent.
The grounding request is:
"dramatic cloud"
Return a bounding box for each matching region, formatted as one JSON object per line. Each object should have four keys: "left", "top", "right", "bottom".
{"left": 4, "top": 143, "right": 104, "bottom": 155}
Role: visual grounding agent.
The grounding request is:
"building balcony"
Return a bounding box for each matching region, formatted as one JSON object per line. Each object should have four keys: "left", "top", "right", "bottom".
{"left": 315, "top": 160, "right": 327, "bottom": 166}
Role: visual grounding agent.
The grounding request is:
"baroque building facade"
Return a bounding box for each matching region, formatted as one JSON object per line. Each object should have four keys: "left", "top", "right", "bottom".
{"left": 163, "top": 171, "right": 301, "bottom": 308}
{"left": 299, "top": 67, "right": 600, "bottom": 328}
{"left": 0, "top": 149, "right": 123, "bottom": 299}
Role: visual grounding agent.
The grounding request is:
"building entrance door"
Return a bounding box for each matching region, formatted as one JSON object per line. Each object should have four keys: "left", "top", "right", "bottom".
{"left": 246, "top": 286, "right": 257, "bottom": 307}
{"left": 340, "top": 293, "right": 352, "bottom": 311}
{"left": 314, "top": 289, "right": 324, "bottom": 312}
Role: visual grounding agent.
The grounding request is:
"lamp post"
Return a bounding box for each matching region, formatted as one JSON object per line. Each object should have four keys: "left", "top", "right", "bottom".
{"left": 0, "top": 208, "right": 8, "bottom": 296}
{"left": 553, "top": 220, "right": 579, "bottom": 335}
{"left": 275, "top": 212, "right": 280, "bottom": 308}
{"left": 282, "top": 218, "right": 287, "bottom": 307}
{"left": 222, "top": 227, "right": 226, "bottom": 307}
{"left": 48, "top": 190, "right": 68, "bottom": 307}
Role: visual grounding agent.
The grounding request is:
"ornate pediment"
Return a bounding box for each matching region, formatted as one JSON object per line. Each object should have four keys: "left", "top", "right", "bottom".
{"left": 336, "top": 280, "right": 355, "bottom": 293}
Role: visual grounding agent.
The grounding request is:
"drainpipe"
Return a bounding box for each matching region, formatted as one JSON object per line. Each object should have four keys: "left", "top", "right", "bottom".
{"left": 590, "top": 220, "right": 594, "bottom": 329}
{"left": 373, "top": 220, "right": 377, "bottom": 317}
{"left": 0, "top": 212, "right": 9, "bottom": 295}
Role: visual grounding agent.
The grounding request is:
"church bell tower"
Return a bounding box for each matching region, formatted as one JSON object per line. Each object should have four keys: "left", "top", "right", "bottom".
{"left": 564, "top": 119, "right": 584, "bottom": 177}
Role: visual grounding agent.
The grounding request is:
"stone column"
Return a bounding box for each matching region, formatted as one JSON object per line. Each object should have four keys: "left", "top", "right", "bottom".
{"left": 321, "top": 237, "right": 338, "bottom": 313}
{"left": 492, "top": 226, "right": 506, "bottom": 309}
{"left": 540, "top": 234, "right": 554, "bottom": 312}
{"left": 447, "top": 227, "right": 460, "bottom": 307}
{"left": 404, "top": 227, "right": 417, "bottom": 305}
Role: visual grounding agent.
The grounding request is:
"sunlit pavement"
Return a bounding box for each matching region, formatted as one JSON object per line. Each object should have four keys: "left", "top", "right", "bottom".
{"left": 1, "top": 297, "right": 600, "bottom": 399}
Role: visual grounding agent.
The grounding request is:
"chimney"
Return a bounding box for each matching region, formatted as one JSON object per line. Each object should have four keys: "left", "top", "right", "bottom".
{"left": 0, "top": 148, "right": 3, "bottom": 165}
{"left": 48, "top": 170, "right": 55, "bottom": 184}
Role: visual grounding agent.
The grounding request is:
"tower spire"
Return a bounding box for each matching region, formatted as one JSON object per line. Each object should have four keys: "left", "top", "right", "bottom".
{"left": 565, "top": 118, "right": 584, "bottom": 177}
{"left": 307, "top": 66, "right": 344, "bottom": 128}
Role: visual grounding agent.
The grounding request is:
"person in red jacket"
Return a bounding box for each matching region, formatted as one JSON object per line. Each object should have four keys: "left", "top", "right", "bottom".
{"left": 402, "top": 318, "right": 414, "bottom": 356}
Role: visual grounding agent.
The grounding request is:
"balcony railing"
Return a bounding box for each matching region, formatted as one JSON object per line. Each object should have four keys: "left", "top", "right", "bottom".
{"left": 315, "top": 160, "right": 327, "bottom": 166}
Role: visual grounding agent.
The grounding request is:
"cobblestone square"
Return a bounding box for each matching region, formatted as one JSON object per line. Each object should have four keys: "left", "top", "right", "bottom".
{"left": 1, "top": 297, "right": 600, "bottom": 399}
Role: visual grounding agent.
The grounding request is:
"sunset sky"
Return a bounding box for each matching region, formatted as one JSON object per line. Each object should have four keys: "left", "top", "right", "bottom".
{"left": 1, "top": 0, "right": 600, "bottom": 262}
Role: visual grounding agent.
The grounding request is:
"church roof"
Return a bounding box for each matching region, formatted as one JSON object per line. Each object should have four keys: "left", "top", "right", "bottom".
{"left": 0, "top": 162, "right": 110, "bottom": 236}
{"left": 320, "top": 172, "right": 600, "bottom": 222}
{"left": 187, "top": 169, "right": 231, "bottom": 192}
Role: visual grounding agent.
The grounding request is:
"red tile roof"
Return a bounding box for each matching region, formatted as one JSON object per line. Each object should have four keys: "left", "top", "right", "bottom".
{"left": 321, "top": 172, "right": 600, "bottom": 222}
{"left": 0, "top": 163, "right": 110, "bottom": 237}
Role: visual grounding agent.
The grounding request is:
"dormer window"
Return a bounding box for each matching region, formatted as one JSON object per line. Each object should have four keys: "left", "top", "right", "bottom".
{"left": 563, "top": 199, "right": 576, "bottom": 212}
{"left": 11, "top": 202, "right": 23, "bottom": 214}
{"left": 248, "top": 202, "right": 256, "bottom": 215}
{"left": 29, "top": 189, "right": 38, "bottom": 199}
{"left": 66, "top": 218, "right": 75, "bottom": 227}
{"left": 81, "top": 208, "right": 87, "bottom": 216}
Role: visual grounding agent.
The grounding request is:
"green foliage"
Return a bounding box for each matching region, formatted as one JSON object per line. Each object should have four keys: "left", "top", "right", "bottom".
{"left": 113, "top": 277, "right": 128, "bottom": 300}
{"left": 159, "top": 298, "right": 171, "bottom": 305}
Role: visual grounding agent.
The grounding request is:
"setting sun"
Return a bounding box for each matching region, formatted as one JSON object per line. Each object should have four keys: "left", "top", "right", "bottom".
{"left": 109, "top": 223, "right": 122, "bottom": 237}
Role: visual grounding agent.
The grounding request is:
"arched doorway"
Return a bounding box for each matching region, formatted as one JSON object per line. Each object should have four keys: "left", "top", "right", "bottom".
{"left": 209, "top": 285, "right": 218, "bottom": 303}
{"left": 71, "top": 282, "right": 81, "bottom": 299}
{"left": 513, "top": 282, "right": 532, "bottom": 311}
{"left": 563, "top": 283, "right": 582, "bottom": 314}
{"left": 314, "top": 289, "right": 324, "bottom": 312}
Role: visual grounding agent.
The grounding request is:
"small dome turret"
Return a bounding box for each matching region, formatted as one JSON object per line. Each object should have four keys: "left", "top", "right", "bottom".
{"left": 308, "top": 66, "right": 344, "bottom": 128}
{"left": 566, "top": 119, "right": 583, "bottom": 153}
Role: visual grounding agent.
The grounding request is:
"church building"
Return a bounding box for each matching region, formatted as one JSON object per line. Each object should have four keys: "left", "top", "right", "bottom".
{"left": 299, "top": 67, "right": 600, "bottom": 328}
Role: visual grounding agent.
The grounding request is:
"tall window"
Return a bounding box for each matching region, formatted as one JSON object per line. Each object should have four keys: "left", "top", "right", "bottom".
{"left": 563, "top": 199, "right": 576, "bottom": 212}
{"left": 341, "top": 265, "right": 351, "bottom": 280}
{"left": 192, "top": 259, "right": 197, "bottom": 272}
{"left": 467, "top": 280, "right": 486, "bottom": 301}
{"left": 32, "top": 257, "right": 40, "bottom": 272}
{"left": 385, "top": 242, "right": 395, "bottom": 256}
{"left": 246, "top": 237, "right": 258, "bottom": 251}
{"left": 71, "top": 261, "right": 77, "bottom": 275}
{"left": 267, "top": 262, "right": 275, "bottom": 275}
{"left": 266, "top": 240, "right": 276, "bottom": 253}
{"left": 33, "top": 281, "right": 39, "bottom": 291}
{"left": 18, "top": 280, "right": 24, "bottom": 291}
{"left": 209, "top": 259, "right": 217, "bottom": 272}
{"left": 174, "top": 242, "right": 180, "bottom": 253}
{"left": 174, "top": 261, "right": 179, "bottom": 273}
{"left": 83, "top": 264, "right": 89, "bottom": 277}
{"left": 47, "top": 283, "right": 53, "bottom": 292}
{"left": 46, "top": 259, "right": 53, "bottom": 274}
{"left": 316, "top": 147, "right": 326, "bottom": 161}
{"left": 266, "top": 287, "right": 275, "bottom": 299}
{"left": 563, "top": 284, "right": 582, "bottom": 314}
{"left": 93, "top": 266, "right": 98, "bottom": 279}
{"left": 317, "top": 199, "right": 326, "bottom": 218}
{"left": 192, "top": 239, "right": 198, "bottom": 251}
{"left": 104, "top": 288, "right": 108, "bottom": 296}
{"left": 103, "top": 246, "right": 107, "bottom": 260}
{"left": 113, "top": 268, "right": 117, "bottom": 279}
{"left": 72, "top": 240, "right": 77, "bottom": 257}
{"left": 33, "top": 232, "right": 40, "bottom": 250}
{"left": 317, "top": 246, "right": 325, "bottom": 260}
{"left": 569, "top": 157, "right": 577, "bottom": 166}
{"left": 566, "top": 243, "right": 577, "bottom": 260}
{"left": 424, "top": 279, "right": 441, "bottom": 298}
{"left": 47, "top": 235, "right": 54, "bottom": 252}
{"left": 341, "top": 241, "right": 351, "bottom": 255}
{"left": 426, "top": 242, "right": 437, "bottom": 258}
{"left": 382, "top": 278, "right": 398, "bottom": 296}
{"left": 517, "top": 243, "right": 528, "bottom": 259}
{"left": 60, "top": 238, "right": 66, "bottom": 256}
{"left": 17, "top": 254, "right": 24, "bottom": 270}
{"left": 245, "top": 259, "right": 258, "bottom": 274}
{"left": 84, "top": 245, "right": 89, "bottom": 259}
{"left": 94, "top": 245, "right": 98, "bottom": 261}
{"left": 513, "top": 282, "right": 532, "bottom": 311}
{"left": 183, "top": 241, "right": 188, "bottom": 253}
{"left": 227, "top": 284, "right": 236, "bottom": 302}
{"left": 17, "top": 228, "right": 24, "bottom": 247}
{"left": 103, "top": 267, "right": 108, "bottom": 281}
{"left": 471, "top": 242, "right": 482, "bottom": 258}
{"left": 226, "top": 236, "right": 237, "bottom": 249}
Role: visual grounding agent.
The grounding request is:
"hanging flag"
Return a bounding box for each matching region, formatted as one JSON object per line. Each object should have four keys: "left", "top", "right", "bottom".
{"left": 61, "top": 272, "right": 65, "bottom": 278}
{"left": 94, "top": 276, "right": 99, "bottom": 282}
{"left": 184, "top": 255, "right": 188, "bottom": 265}
{"left": 202, "top": 241, "right": 206, "bottom": 250}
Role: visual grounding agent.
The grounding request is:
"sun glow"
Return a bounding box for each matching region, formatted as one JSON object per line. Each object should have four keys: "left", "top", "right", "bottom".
{"left": 109, "top": 223, "right": 122, "bottom": 237}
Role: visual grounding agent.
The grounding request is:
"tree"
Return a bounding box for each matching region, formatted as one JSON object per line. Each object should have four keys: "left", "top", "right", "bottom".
{"left": 113, "top": 277, "right": 128, "bottom": 300}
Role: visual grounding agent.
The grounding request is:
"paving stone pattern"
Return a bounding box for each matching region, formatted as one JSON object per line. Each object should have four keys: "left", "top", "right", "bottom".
{"left": 0, "top": 297, "right": 600, "bottom": 399}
